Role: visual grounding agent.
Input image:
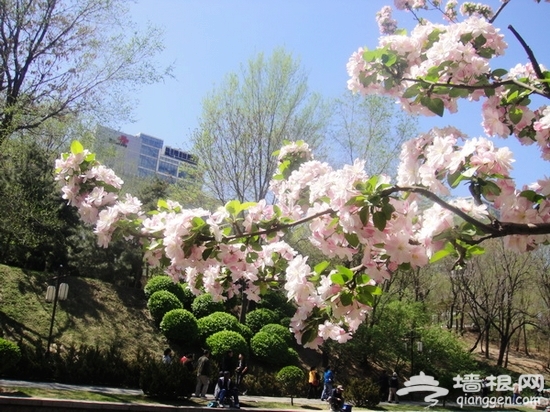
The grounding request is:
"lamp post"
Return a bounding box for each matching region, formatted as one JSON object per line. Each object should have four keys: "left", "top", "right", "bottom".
{"left": 404, "top": 330, "right": 422, "bottom": 375}
{"left": 45, "top": 265, "right": 69, "bottom": 356}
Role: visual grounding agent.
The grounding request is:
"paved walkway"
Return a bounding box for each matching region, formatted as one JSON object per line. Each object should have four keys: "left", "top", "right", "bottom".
{"left": 0, "top": 379, "right": 331, "bottom": 409}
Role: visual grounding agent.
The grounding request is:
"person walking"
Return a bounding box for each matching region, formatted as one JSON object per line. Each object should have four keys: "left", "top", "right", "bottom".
{"left": 388, "top": 372, "right": 399, "bottom": 403}
{"left": 195, "top": 350, "right": 211, "bottom": 398}
{"left": 307, "top": 366, "right": 320, "bottom": 399}
{"left": 378, "top": 370, "right": 389, "bottom": 401}
{"left": 221, "top": 349, "right": 234, "bottom": 374}
{"left": 162, "top": 348, "right": 172, "bottom": 364}
{"left": 234, "top": 353, "right": 248, "bottom": 390}
{"left": 321, "top": 366, "right": 334, "bottom": 401}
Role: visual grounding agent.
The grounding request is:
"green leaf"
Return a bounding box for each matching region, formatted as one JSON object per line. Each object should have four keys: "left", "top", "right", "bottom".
{"left": 340, "top": 292, "right": 353, "bottom": 306}
{"left": 491, "top": 68, "right": 508, "bottom": 78}
{"left": 421, "top": 96, "right": 445, "bottom": 117}
{"left": 356, "top": 273, "right": 371, "bottom": 285}
{"left": 314, "top": 261, "right": 330, "bottom": 275}
{"left": 508, "top": 107, "right": 523, "bottom": 125}
{"left": 430, "top": 242, "right": 456, "bottom": 263}
{"left": 157, "top": 199, "right": 169, "bottom": 210}
{"left": 70, "top": 141, "right": 84, "bottom": 154}
{"left": 484, "top": 87, "right": 495, "bottom": 97}
{"left": 356, "top": 292, "right": 374, "bottom": 306}
{"left": 381, "top": 52, "right": 397, "bottom": 67}
{"left": 363, "top": 285, "right": 383, "bottom": 296}
{"left": 301, "top": 326, "right": 318, "bottom": 344}
{"left": 373, "top": 211, "right": 387, "bottom": 231}
{"left": 480, "top": 181, "right": 501, "bottom": 198}
{"left": 225, "top": 199, "right": 240, "bottom": 215}
{"left": 359, "top": 206, "right": 369, "bottom": 225}
{"left": 344, "top": 233, "right": 360, "bottom": 248}
{"left": 465, "top": 245, "right": 485, "bottom": 258}
{"left": 363, "top": 49, "right": 381, "bottom": 62}
{"left": 336, "top": 265, "right": 354, "bottom": 278}
{"left": 447, "top": 169, "right": 465, "bottom": 188}
{"left": 331, "top": 273, "right": 349, "bottom": 286}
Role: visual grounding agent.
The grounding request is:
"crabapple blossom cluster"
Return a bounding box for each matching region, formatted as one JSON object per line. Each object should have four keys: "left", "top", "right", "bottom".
{"left": 55, "top": 0, "right": 550, "bottom": 347}
{"left": 350, "top": 1, "right": 550, "bottom": 161}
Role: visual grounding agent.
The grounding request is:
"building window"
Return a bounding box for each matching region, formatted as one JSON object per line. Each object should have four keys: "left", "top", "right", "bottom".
{"left": 141, "top": 134, "right": 163, "bottom": 149}
{"left": 141, "top": 145, "right": 160, "bottom": 158}
{"left": 139, "top": 155, "right": 157, "bottom": 171}
{"left": 158, "top": 160, "right": 178, "bottom": 176}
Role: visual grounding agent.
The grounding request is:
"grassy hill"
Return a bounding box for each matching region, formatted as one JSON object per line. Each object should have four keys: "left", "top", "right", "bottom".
{"left": 1, "top": 263, "right": 548, "bottom": 383}
{"left": 0, "top": 264, "right": 165, "bottom": 356}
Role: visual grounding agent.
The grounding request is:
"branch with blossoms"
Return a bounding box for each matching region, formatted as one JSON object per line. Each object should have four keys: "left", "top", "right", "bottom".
{"left": 53, "top": 1, "right": 550, "bottom": 349}
{"left": 55, "top": 124, "right": 550, "bottom": 347}
{"left": 352, "top": 0, "right": 550, "bottom": 160}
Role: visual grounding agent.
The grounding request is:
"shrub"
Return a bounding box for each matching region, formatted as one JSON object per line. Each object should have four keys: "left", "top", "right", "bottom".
{"left": 191, "top": 293, "right": 225, "bottom": 318}
{"left": 245, "top": 308, "right": 279, "bottom": 334}
{"left": 0, "top": 338, "right": 21, "bottom": 374}
{"left": 197, "top": 312, "right": 240, "bottom": 343}
{"left": 160, "top": 309, "right": 198, "bottom": 344}
{"left": 140, "top": 354, "right": 195, "bottom": 398}
{"left": 7, "top": 341, "right": 141, "bottom": 387}
{"left": 257, "top": 290, "right": 296, "bottom": 319}
{"left": 285, "top": 347, "right": 299, "bottom": 365}
{"left": 242, "top": 370, "right": 282, "bottom": 396}
{"left": 250, "top": 332, "right": 288, "bottom": 366}
{"left": 276, "top": 365, "right": 304, "bottom": 404}
{"left": 144, "top": 276, "right": 193, "bottom": 308}
{"left": 147, "top": 290, "right": 182, "bottom": 324}
{"left": 236, "top": 323, "right": 253, "bottom": 342}
{"left": 260, "top": 324, "right": 293, "bottom": 345}
{"left": 346, "top": 377, "right": 381, "bottom": 408}
{"left": 206, "top": 330, "right": 248, "bottom": 359}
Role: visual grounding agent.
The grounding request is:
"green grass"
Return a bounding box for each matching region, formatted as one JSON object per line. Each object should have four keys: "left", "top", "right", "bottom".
{"left": 0, "top": 264, "right": 165, "bottom": 356}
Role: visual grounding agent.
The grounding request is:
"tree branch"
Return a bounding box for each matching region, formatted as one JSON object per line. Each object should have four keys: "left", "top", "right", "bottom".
{"left": 507, "top": 24, "right": 550, "bottom": 96}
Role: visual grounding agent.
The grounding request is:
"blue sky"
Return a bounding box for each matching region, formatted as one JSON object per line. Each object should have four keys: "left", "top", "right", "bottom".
{"left": 119, "top": 0, "right": 549, "bottom": 190}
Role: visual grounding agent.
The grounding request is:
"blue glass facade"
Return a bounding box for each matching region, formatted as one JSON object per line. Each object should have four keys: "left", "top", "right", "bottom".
{"left": 96, "top": 126, "right": 197, "bottom": 182}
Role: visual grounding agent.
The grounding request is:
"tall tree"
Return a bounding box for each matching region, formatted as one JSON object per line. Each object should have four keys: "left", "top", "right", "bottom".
{"left": 329, "top": 92, "right": 418, "bottom": 175}
{"left": 0, "top": 0, "right": 169, "bottom": 148}
{"left": 191, "top": 48, "right": 328, "bottom": 204}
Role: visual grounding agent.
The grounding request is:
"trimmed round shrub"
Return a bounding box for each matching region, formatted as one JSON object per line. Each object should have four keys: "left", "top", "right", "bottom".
{"left": 250, "top": 331, "right": 288, "bottom": 366}
{"left": 144, "top": 276, "right": 194, "bottom": 308}
{"left": 197, "top": 312, "right": 240, "bottom": 343}
{"left": 257, "top": 290, "right": 296, "bottom": 319}
{"left": 260, "top": 324, "right": 293, "bottom": 345}
{"left": 347, "top": 377, "right": 381, "bottom": 408}
{"left": 245, "top": 308, "right": 279, "bottom": 334}
{"left": 276, "top": 365, "right": 304, "bottom": 401}
{"left": 236, "top": 323, "right": 253, "bottom": 342}
{"left": 285, "top": 347, "right": 299, "bottom": 365}
{"left": 160, "top": 309, "right": 198, "bottom": 343}
{"left": 191, "top": 293, "right": 225, "bottom": 318}
{"left": 206, "top": 330, "right": 248, "bottom": 359}
{"left": 148, "top": 290, "right": 182, "bottom": 324}
{"left": 0, "top": 338, "right": 21, "bottom": 374}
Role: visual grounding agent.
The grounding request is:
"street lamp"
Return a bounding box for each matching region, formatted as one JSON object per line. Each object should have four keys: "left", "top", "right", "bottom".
{"left": 45, "top": 265, "right": 69, "bottom": 356}
{"left": 404, "top": 330, "right": 422, "bottom": 375}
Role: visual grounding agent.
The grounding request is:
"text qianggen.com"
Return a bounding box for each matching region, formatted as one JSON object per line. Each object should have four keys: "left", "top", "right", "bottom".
{"left": 456, "top": 395, "right": 542, "bottom": 409}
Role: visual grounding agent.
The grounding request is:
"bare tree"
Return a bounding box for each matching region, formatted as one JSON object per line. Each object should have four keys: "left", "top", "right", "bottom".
{"left": 0, "top": 0, "right": 170, "bottom": 148}
{"left": 328, "top": 92, "right": 418, "bottom": 176}
{"left": 191, "top": 48, "right": 328, "bottom": 204}
{"left": 456, "top": 240, "right": 538, "bottom": 366}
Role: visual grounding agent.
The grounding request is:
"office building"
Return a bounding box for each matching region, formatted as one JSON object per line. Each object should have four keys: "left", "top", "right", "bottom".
{"left": 96, "top": 125, "right": 197, "bottom": 182}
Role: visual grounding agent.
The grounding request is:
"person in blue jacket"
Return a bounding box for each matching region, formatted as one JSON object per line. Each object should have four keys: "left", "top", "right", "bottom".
{"left": 321, "top": 366, "right": 334, "bottom": 401}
